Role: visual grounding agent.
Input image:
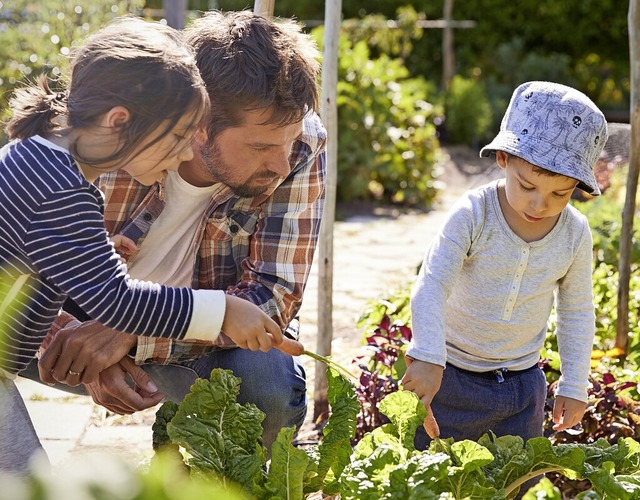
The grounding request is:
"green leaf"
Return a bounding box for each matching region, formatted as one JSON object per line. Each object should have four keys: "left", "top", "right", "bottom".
{"left": 521, "top": 477, "right": 562, "bottom": 499}
{"left": 264, "top": 427, "right": 310, "bottom": 500}
{"left": 378, "top": 390, "right": 426, "bottom": 452}
{"left": 305, "top": 367, "right": 360, "bottom": 494}
{"left": 166, "top": 368, "right": 267, "bottom": 493}
{"left": 152, "top": 400, "right": 179, "bottom": 451}
{"left": 386, "top": 451, "right": 452, "bottom": 499}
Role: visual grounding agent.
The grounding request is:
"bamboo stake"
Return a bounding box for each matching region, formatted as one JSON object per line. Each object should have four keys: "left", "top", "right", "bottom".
{"left": 616, "top": 0, "right": 640, "bottom": 352}
{"left": 314, "top": 0, "right": 342, "bottom": 420}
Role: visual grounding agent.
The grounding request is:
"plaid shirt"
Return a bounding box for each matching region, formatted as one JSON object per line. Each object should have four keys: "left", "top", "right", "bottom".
{"left": 46, "top": 112, "right": 326, "bottom": 365}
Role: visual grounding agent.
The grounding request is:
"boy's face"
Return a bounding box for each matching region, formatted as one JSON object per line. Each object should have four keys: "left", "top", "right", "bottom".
{"left": 497, "top": 151, "right": 578, "bottom": 224}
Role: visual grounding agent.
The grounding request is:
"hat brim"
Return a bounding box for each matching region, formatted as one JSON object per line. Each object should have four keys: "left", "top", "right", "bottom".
{"left": 479, "top": 132, "right": 601, "bottom": 195}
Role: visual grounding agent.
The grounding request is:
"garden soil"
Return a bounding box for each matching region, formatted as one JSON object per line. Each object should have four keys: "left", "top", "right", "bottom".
{"left": 16, "top": 145, "right": 501, "bottom": 469}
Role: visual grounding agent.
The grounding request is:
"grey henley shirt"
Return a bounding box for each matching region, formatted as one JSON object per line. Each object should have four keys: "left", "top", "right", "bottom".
{"left": 408, "top": 180, "right": 595, "bottom": 402}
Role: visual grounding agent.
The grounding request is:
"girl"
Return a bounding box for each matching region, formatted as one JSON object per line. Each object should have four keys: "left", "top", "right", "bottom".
{"left": 0, "top": 16, "right": 282, "bottom": 474}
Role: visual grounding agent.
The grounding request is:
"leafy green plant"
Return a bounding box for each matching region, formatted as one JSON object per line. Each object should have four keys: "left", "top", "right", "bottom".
{"left": 150, "top": 367, "right": 640, "bottom": 499}
{"left": 444, "top": 75, "right": 493, "bottom": 147}
{"left": 311, "top": 20, "right": 442, "bottom": 206}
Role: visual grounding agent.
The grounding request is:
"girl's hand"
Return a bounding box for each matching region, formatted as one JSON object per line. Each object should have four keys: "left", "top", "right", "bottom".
{"left": 110, "top": 234, "right": 138, "bottom": 262}
{"left": 221, "top": 295, "right": 284, "bottom": 351}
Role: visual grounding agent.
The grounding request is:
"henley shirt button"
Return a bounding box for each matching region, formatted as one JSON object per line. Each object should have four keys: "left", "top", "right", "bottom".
{"left": 143, "top": 213, "right": 153, "bottom": 222}
{"left": 230, "top": 225, "right": 239, "bottom": 234}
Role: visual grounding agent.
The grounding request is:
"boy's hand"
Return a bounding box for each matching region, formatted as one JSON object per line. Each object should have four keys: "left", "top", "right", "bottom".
{"left": 552, "top": 395, "right": 587, "bottom": 431}
{"left": 222, "top": 295, "right": 284, "bottom": 352}
{"left": 110, "top": 234, "right": 138, "bottom": 262}
{"left": 401, "top": 357, "right": 444, "bottom": 438}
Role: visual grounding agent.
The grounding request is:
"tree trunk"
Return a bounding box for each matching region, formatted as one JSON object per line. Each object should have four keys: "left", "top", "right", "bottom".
{"left": 616, "top": 1, "right": 640, "bottom": 352}
{"left": 442, "top": 0, "right": 454, "bottom": 89}
{"left": 163, "top": 0, "right": 186, "bottom": 29}
{"left": 253, "top": 0, "right": 275, "bottom": 17}
{"left": 314, "top": 0, "right": 341, "bottom": 420}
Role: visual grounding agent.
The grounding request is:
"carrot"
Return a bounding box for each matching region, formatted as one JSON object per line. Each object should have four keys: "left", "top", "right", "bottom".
{"left": 275, "top": 336, "right": 306, "bottom": 356}
{"left": 274, "top": 337, "right": 358, "bottom": 380}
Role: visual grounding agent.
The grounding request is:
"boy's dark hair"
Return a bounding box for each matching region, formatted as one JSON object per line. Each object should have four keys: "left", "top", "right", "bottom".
{"left": 6, "top": 16, "right": 209, "bottom": 167}
{"left": 184, "top": 10, "right": 320, "bottom": 140}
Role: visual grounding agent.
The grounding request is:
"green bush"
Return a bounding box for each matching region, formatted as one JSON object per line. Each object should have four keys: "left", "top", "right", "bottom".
{"left": 313, "top": 21, "right": 442, "bottom": 206}
{"left": 443, "top": 75, "right": 493, "bottom": 147}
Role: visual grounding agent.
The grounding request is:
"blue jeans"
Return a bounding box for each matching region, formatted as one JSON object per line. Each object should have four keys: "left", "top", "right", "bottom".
{"left": 20, "top": 347, "right": 307, "bottom": 451}
{"left": 415, "top": 362, "right": 546, "bottom": 450}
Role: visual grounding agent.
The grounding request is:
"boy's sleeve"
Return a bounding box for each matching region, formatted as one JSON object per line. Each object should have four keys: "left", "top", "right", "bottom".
{"left": 407, "top": 196, "right": 478, "bottom": 366}
{"left": 554, "top": 223, "right": 596, "bottom": 403}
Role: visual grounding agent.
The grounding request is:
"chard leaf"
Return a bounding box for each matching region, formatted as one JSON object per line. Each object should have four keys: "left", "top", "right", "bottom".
{"left": 340, "top": 444, "right": 405, "bottom": 499}
{"left": 166, "top": 368, "right": 267, "bottom": 493}
{"left": 305, "top": 367, "right": 359, "bottom": 494}
{"left": 440, "top": 440, "right": 496, "bottom": 499}
{"left": 521, "top": 477, "right": 562, "bottom": 499}
{"left": 353, "top": 423, "right": 405, "bottom": 461}
{"left": 449, "top": 440, "right": 495, "bottom": 469}
{"left": 264, "top": 426, "right": 309, "bottom": 500}
{"left": 583, "top": 461, "right": 634, "bottom": 499}
{"left": 152, "top": 400, "right": 179, "bottom": 451}
{"left": 379, "top": 390, "right": 426, "bottom": 452}
{"left": 589, "top": 437, "right": 640, "bottom": 474}
{"left": 496, "top": 438, "right": 585, "bottom": 498}
{"left": 386, "top": 451, "right": 452, "bottom": 499}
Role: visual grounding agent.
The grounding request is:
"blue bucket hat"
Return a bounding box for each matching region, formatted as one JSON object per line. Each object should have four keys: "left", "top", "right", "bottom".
{"left": 480, "top": 81, "right": 608, "bottom": 195}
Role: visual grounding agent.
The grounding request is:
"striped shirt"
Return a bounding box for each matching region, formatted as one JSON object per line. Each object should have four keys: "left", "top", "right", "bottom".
{"left": 49, "top": 111, "right": 327, "bottom": 365}
{"left": 0, "top": 136, "right": 222, "bottom": 375}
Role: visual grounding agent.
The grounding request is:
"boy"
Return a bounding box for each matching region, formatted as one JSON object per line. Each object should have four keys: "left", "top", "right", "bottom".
{"left": 403, "top": 81, "right": 608, "bottom": 448}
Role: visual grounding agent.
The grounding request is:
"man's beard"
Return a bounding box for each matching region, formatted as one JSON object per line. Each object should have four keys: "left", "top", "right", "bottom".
{"left": 199, "top": 141, "right": 275, "bottom": 198}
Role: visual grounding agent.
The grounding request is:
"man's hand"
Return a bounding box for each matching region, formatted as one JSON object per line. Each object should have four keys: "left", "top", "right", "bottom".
{"left": 38, "top": 321, "right": 137, "bottom": 386}
{"left": 401, "top": 357, "right": 444, "bottom": 438}
{"left": 552, "top": 395, "right": 587, "bottom": 431}
{"left": 222, "top": 295, "right": 284, "bottom": 351}
{"left": 84, "top": 357, "right": 165, "bottom": 415}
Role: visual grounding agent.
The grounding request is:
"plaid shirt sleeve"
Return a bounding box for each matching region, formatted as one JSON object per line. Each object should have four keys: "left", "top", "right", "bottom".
{"left": 135, "top": 112, "right": 327, "bottom": 365}
{"left": 225, "top": 112, "right": 327, "bottom": 327}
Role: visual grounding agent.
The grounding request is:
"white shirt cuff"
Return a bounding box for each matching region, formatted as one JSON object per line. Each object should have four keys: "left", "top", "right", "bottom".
{"left": 183, "top": 289, "right": 225, "bottom": 342}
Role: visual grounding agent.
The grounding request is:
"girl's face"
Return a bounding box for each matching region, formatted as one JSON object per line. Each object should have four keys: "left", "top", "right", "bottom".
{"left": 498, "top": 151, "right": 577, "bottom": 226}
{"left": 121, "top": 113, "right": 199, "bottom": 186}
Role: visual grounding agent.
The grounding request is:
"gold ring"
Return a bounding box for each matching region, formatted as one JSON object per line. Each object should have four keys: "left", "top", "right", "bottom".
{"left": 68, "top": 370, "right": 81, "bottom": 376}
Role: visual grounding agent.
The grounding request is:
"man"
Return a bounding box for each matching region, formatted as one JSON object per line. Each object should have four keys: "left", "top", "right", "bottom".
{"left": 23, "top": 10, "right": 326, "bottom": 450}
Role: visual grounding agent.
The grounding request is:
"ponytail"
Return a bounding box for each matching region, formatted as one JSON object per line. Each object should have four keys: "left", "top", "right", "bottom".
{"left": 5, "top": 75, "right": 68, "bottom": 140}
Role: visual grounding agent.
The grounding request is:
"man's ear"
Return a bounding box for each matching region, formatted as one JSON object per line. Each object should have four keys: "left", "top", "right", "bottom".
{"left": 194, "top": 124, "right": 208, "bottom": 144}
{"left": 496, "top": 151, "right": 509, "bottom": 170}
{"left": 100, "top": 106, "right": 131, "bottom": 131}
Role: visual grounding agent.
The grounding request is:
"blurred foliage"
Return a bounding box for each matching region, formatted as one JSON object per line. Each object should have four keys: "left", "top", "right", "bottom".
{"left": 0, "top": 0, "right": 145, "bottom": 143}
{"left": 312, "top": 9, "right": 443, "bottom": 206}
{"left": 0, "top": 450, "right": 250, "bottom": 500}
{"left": 443, "top": 75, "right": 492, "bottom": 147}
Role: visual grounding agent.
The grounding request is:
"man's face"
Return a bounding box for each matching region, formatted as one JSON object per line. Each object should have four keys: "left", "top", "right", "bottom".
{"left": 198, "top": 108, "right": 303, "bottom": 197}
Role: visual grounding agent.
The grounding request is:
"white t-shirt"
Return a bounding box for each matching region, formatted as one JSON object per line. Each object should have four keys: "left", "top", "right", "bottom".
{"left": 128, "top": 171, "right": 218, "bottom": 287}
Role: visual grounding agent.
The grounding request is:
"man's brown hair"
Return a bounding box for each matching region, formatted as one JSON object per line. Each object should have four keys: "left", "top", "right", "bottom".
{"left": 184, "top": 10, "right": 320, "bottom": 140}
